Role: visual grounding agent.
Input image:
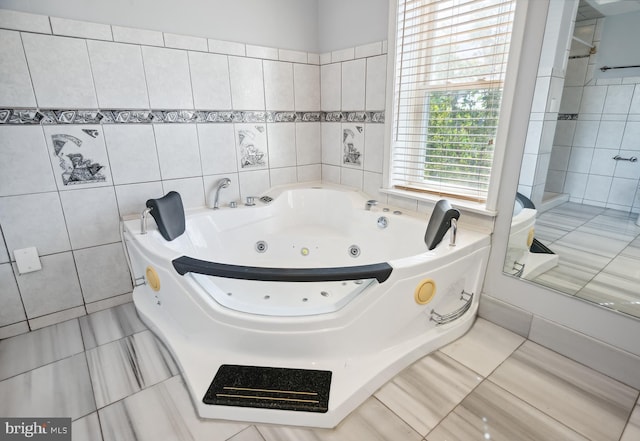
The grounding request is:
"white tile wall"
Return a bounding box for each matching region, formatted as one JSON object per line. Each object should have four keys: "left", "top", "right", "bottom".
{"left": 0, "top": 10, "right": 384, "bottom": 333}
{"left": 267, "top": 123, "right": 297, "bottom": 168}
{"left": 74, "top": 243, "right": 132, "bottom": 304}
{"left": 342, "top": 59, "right": 366, "bottom": 111}
{"left": 293, "top": 64, "right": 320, "bottom": 111}
{"left": 142, "top": 46, "right": 194, "bottom": 109}
{"left": 59, "top": 187, "right": 121, "bottom": 249}
{"left": 103, "top": 125, "right": 161, "bottom": 185}
{"left": 263, "top": 61, "right": 294, "bottom": 110}
{"left": 0, "top": 126, "right": 57, "bottom": 197}
{"left": 154, "top": 124, "right": 202, "bottom": 180}
{"left": 0, "top": 30, "right": 36, "bottom": 107}
{"left": 229, "top": 56, "right": 265, "bottom": 110}
{"left": 0, "top": 263, "right": 25, "bottom": 327}
{"left": 188, "top": 51, "right": 232, "bottom": 109}
{"left": 22, "top": 34, "right": 98, "bottom": 108}
{"left": 13, "top": 252, "right": 83, "bottom": 319}
{"left": 0, "top": 193, "right": 71, "bottom": 259}
{"left": 87, "top": 41, "right": 149, "bottom": 109}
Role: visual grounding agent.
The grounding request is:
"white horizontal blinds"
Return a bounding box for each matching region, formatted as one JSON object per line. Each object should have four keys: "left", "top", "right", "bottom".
{"left": 393, "top": 0, "right": 515, "bottom": 202}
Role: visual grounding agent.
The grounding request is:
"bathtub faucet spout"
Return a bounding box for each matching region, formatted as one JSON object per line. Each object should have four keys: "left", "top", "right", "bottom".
{"left": 140, "top": 207, "right": 152, "bottom": 235}
{"left": 365, "top": 200, "right": 378, "bottom": 210}
{"left": 211, "top": 177, "right": 231, "bottom": 209}
{"left": 449, "top": 218, "right": 457, "bottom": 247}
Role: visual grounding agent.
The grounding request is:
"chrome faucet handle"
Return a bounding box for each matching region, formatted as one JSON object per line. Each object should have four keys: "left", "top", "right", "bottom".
{"left": 245, "top": 196, "right": 256, "bottom": 206}
{"left": 365, "top": 200, "right": 378, "bottom": 210}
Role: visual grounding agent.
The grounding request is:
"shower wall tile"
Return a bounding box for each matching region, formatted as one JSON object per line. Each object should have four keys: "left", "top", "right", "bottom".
{"left": 238, "top": 169, "right": 270, "bottom": 199}
{"left": 603, "top": 85, "right": 634, "bottom": 114}
{"left": 60, "top": 186, "right": 121, "bottom": 249}
{"left": 87, "top": 41, "right": 149, "bottom": 109}
{"left": 579, "top": 85, "right": 607, "bottom": 114}
{"left": 42, "top": 125, "right": 113, "bottom": 191}
{"left": 332, "top": 47, "right": 355, "bottom": 63}
{"left": 321, "top": 122, "right": 341, "bottom": 165}
{"left": 363, "top": 171, "right": 384, "bottom": 199}
{"left": 85, "top": 292, "right": 132, "bottom": 315}
{"left": 115, "top": 182, "right": 164, "bottom": 217}
{"left": 267, "top": 123, "right": 296, "bottom": 168}
{"left": 342, "top": 59, "right": 366, "bottom": 111}
{"left": 364, "top": 123, "right": 385, "bottom": 172}
{"left": 189, "top": 51, "right": 232, "bottom": 110}
{"left": 572, "top": 121, "right": 598, "bottom": 147}
{"left": 103, "top": 125, "right": 161, "bottom": 185}
{"left": 366, "top": 55, "right": 387, "bottom": 110}
{"left": 208, "top": 38, "right": 246, "bottom": 56}
{"left": 13, "top": 252, "right": 83, "bottom": 319}
{"left": 279, "top": 49, "right": 307, "bottom": 64}
{"left": 321, "top": 63, "right": 341, "bottom": 111}
{"left": 595, "top": 120, "right": 625, "bottom": 149}
{"left": 560, "top": 86, "right": 583, "bottom": 113}
{"left": 295, "top": 123, "right": 321, "bottom": 165}
{"left": 50, "top": 16, "right": 112, "bottom": 40}
{"left": 307, "top": 53, "right": 320, "bottom": 65}
{"left": 356, "top": 41, "right": 383, "bottom": 58}
{"left": 293, "top": 64, "right": 320, "bottom": 111}
{"left": 322, "top": 164, "right": 340, "bottom": 184}
{"left": 74, "top": 243, "right": 132, "bottom": 304}
{"left": 298, "top": 164, "right": 321, "bottom": 182}
{"left": 263, "top": 61, "right": 294, "bottom": 110}
{"left": 269, "top": 167, "right": 297, "bottom": 187}
{"left": 342, "top": 123, "right": 364, "bottom": 168}
{"left": 229, "top": 56, "right": 265, "bottom": 110}
{"left": 22, "top": 33, "right": 98, "bottom": 108}
{"left": 28, "top": 306, "right": 86, "bottom": 331}
{"left": 554, "top": 120, "right": 577, "bottom": 146}
{"left": 607, "top": 178, "right": 637, "bottom": 207}
{"left": 0, "top": 263, "right": 25, "bottom": 327}
{"left": 246, "top": 44, "right": 278, "bottom": 60}
{"left": 340, "top": 167, "right": 363, "bottom": 189}
{"left": 0, "top": 9, "right": 51, "bottom": 33}
{"left": 0, "top": 192, "right": 71, "bottom": 258}
{"left": 621, "top": 121, "right": 640, "bottom": 149}
{"left": 584, "top": 174, "right": 612, "bottom": 203}
{"left": 162, "top": 177, "right": 205, "bottom": 209}
{"left": 614, "top": 150, "right": 640, "bottom": 179}
{"left": 198, "top": 124, "right": 238, "bottom": 176}
{"left": 0, "top": 30, "right": 37, "bottom": 107}
{"left": 112, "top": 25, "right": 164, "bottom": 46}
{"left": 142, "top": 46, "right": 194, "bottom": 109}
{"left": 154, "top": 124, "right": 202, "bottom": 180}
{"left": 163, "top": 32, "right": 207, "bottom": 51}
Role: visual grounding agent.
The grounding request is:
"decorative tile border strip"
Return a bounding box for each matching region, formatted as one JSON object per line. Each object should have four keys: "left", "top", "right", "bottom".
{"left": 557, "top": 113, "right": 578, "bottom": 120}
{"left": 0, "top": 109, "right": 384, "bottom": 125}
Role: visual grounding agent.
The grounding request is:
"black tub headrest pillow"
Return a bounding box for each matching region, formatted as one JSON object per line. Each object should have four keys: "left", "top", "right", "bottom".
{"left": 146, "top": 191, "right": 185, "bottom": 241}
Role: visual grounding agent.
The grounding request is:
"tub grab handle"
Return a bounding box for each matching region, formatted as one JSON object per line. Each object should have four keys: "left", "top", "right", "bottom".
{"left": 430, "top": 290, "right": 473, "bottom": 325}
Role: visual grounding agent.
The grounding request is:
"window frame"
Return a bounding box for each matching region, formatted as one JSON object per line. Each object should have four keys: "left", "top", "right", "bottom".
{"left": 383, "top": 0, "right": 525, "bottom": 213}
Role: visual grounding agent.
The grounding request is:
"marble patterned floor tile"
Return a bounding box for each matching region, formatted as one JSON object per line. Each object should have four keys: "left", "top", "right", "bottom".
{"left": 532, "top": 262, "right": 596, "bottom": 295}
{"left": 228, "top": 426, "right": 265, "bottom": 441}
{"left": 374, "top": 352, "right": 482, "bottom": 436}
{"left": 546, "top": 242, "right": 612, "bottom": 273}
{"left": 79, "top": 302, "right": 147, "bottom": 349}
{"left": 602, "top": 254, "right": 640, "bottom": 282}
{"left": 547, "top": 202, "right": 604, "bottom": 218}
{"left": 0, "top": 318, "right": 84, "bottom": 381}
{"left": 440, "top": 318, "right": 525, "bottom": 377}
{"left": 554, "top": 230, "right": 629, "bottom": 258}
{"left": 530, "top": 224, "right": 569, "bottom": 243}
{"left": 426, "top": 380, "right": 589, "bottom": 441}
{"left": 0, "top": 353, "right": 96, "bottom": 420}
{"left": 72, "top": 412, "right": 103, "bottom": 441}
{"left": 99, "top": 376, "right": 249, "bottom": 441}
{"left": 577, "top": 223, "right": 638, "bottom": 242}
{"left": 257, "top": 397, "right": 422, "bottom": 441}
{"left": 489, "top": 341, "right": 638, "bottom": 441}
{"left": 576, "top": 273, "right": 640, "bottom": 317}
{"left": 620, "top": 403, "right": 640, "bottom": 441}
{"left": 535, "top": 212, "right": 589, "bottom": 230}
{"left": 86, "top": 330, "right": 179, "bottom": 408}
{"left": 621, "top": 242, "right": 640, "bottom": 259}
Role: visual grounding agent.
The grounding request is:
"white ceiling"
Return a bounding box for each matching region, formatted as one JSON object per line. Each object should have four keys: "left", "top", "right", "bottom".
{"left": 584, "top": 0, "right": 640, "bottom": 16}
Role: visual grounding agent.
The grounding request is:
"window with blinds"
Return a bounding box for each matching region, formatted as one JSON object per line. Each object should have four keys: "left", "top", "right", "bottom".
{"left": 391, "top": 0, "right": 516, "bottom": 202}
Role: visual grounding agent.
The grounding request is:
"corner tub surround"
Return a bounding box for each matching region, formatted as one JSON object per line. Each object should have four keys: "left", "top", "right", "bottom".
{"left": 0, "top": 8, "right": 389, "bottom": 336}
{"left": 122, "top": 184, "right": 491, "bottom": 427}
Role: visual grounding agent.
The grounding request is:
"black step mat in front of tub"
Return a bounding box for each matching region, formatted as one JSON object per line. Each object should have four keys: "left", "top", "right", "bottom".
{"left": 203, "top": 364, "right": 331, "bottom": 413}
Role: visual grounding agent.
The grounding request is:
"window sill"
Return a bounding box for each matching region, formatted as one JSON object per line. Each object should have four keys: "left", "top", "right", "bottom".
{"left": 380, "top": 187, "right": 498, "bottom": 218}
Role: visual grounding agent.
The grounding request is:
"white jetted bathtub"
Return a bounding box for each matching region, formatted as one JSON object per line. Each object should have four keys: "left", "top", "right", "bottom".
{"left": 122, "top": 183, "right": 491, "bottom": 428}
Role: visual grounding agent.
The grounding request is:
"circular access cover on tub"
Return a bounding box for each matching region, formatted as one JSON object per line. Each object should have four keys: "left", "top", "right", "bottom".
{"left": 414, "top": 279, "right": 436, "bottom": 305}
{"left": 146, "top": 266, "right": 161, "bottom": 292}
